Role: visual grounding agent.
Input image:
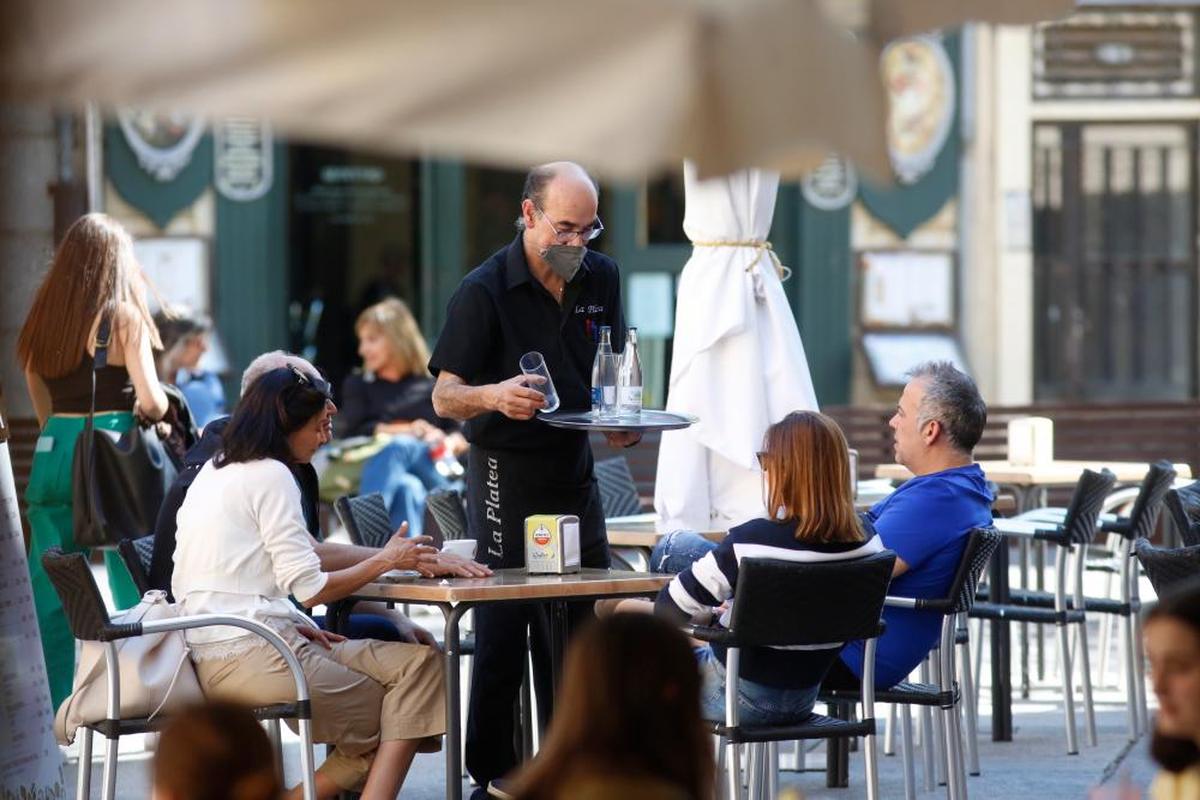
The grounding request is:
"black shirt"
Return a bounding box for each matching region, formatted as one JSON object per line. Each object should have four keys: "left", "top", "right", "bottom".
{"left": 337, "top": 372, "right": 455, "bottom": 438}
{"left": 428, "top": 234, "right": 625, "bottom": 461}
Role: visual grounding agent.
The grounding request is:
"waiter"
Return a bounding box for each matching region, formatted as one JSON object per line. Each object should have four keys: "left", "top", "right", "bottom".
{"left": 430, "top": 161, "right": 638, "bottom": 795}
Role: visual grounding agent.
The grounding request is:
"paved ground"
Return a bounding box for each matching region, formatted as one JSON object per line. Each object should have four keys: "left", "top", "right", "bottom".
{"left": 62, "top": 561, "right": 1162, "bottom": 798}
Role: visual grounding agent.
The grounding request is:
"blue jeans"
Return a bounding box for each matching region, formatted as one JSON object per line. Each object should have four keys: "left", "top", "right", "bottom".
{"left": 697, "top": 645, "right": 820, "bottom": 724}
{"left": 653, "top": 530, "right": 819, "bottom": 725}
{"left": 359, "top": 436, "right": 450, "bottom": 536}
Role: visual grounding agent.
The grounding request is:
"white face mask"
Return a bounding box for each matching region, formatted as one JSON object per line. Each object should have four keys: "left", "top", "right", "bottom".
{"left": 539, "top": 244, "right": 586, "bottom": 282}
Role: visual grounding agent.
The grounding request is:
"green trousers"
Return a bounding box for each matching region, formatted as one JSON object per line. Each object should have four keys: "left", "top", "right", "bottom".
{"left": 25, "top": 413, "right": 142, "bottom": 709}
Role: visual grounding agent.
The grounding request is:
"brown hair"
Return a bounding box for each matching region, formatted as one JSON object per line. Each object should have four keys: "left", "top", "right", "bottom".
{"left": 355, "top": 297, "right": 430, "bottom": 379}
{"left": 17, "top": 213, "right": 161, "bottom": 379}
{"left": 1147, "top": 578, "right": 1200, "bottom": 773}
{"left": 152, "top": 701, "right": 281, "bottom": 800}
{"left": 762, "top": 410, "right": 863, "bottom": 543}
{"left": 509, "top": 614, "right": 714, "bottom": 800}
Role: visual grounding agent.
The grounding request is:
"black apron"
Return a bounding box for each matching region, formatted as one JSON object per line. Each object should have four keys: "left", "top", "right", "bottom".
{"left": 465, "top": 443, "right": 609, "bottom": 570}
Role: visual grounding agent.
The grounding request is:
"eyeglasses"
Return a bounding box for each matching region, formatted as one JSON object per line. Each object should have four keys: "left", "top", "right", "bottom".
{"left": 756, "top": 451, "right": 769, "bottom": 470}
{"left": 288, "top": 364, "right": 333, "bottom": 400}
{"left": 537, "top": 205, "right": 604, "bottom": 244}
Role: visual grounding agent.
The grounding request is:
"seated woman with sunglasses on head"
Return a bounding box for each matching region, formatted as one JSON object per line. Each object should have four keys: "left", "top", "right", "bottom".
{"left": 172, "top": 366, "right": 485, "bottom": 800}
{"left": 607, "top": 411, "right": 882, "bottom": 725}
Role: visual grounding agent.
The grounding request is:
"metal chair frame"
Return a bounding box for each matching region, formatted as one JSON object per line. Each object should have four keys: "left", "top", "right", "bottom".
{"left": 41, "top": 547, "right": 316, "bottom": 800}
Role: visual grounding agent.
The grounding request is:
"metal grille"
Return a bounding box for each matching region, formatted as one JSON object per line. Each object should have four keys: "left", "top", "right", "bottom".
{"left": 1033, "top": 10, "right": 1196, "bottom": 98}
{"left": 1032, "top": 122, "right": 1198, "bottom": 401}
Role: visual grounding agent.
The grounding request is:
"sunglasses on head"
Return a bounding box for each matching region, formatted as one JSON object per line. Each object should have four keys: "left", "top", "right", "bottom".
{"left": 288, "top": 364, "right": 333, "bottom": 400}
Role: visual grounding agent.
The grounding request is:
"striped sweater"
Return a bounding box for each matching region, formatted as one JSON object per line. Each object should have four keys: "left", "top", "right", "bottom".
{"left": 655, "top": 517, "right": 884, "bottom": 688}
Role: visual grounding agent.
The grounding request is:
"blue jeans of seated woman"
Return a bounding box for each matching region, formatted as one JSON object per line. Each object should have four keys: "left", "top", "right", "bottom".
{"left": 652, "top": 529, "right": 819, "bottom": 725}
{"left": 359, "top": 435, "right": 450, "bottom": 536}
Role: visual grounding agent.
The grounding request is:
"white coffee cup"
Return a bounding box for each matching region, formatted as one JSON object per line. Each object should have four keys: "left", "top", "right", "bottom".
{"left": 441, "top": 539, "right": 477, "bottom": 560}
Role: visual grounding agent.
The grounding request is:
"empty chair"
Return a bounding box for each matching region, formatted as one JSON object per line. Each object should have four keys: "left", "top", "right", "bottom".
{"left": 427, "top": 488, "right": 469, "bottom": 541}
{"left": 971, "top": 468, "right": 1115, "bottom": 755}
{"left": 1165, "top": 481, "right": 1200, "bottom": 547}
{"left": 334, "top": 492, "right": 393, "bottom": 548}
{"left": 40, "top": 547, "right": 316, "bottom": 800}
{"left": 699, "top": 550, "right": 896, "bottom": 800}
{"left": 595, "top": 456, "right": 644, "bottom": 518}
{"left": 1135, "top": 538, "right": 1200, "bottom": 597}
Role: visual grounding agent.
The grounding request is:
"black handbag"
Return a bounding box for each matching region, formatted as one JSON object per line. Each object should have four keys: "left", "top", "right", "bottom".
{"left": 72, "top": 318, "right": 178, "bottom": 548}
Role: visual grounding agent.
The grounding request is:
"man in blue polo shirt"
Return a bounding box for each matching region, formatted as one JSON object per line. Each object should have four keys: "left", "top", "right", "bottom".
{"left": 828, "top": 361, "right": 993, "bottom": 690}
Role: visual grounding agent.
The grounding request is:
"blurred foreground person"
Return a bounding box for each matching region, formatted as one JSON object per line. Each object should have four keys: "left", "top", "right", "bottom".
{"left": 506, "top": 614, "right": 714, "bottom": 800}
{"left": 18, "top": 212, "right": 169, "bottom": 708}
{"left": 152, "top": 701, "right": 280, "bottom": 800}
{"left": 1145, "top": 580, "right": 1200, "bottom": 800}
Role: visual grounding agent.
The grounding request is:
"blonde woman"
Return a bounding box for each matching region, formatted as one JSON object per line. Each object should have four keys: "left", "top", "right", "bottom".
{"left": 340, "top": 298, "right": 462, "bottom": 534}
{"left": 18, "top": 213, "right": 169, "bottom": 707}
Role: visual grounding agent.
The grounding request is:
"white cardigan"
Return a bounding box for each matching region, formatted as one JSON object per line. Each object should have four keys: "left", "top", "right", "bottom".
{"left": 172, "top": 458, "right": 328, "bottom": 656}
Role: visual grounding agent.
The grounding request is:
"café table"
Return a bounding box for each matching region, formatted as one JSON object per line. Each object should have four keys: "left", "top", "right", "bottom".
{"left": 332, "top": 568, "right": 671, "bottom": 800}
{"left": 874, "top": 459, "right": 1192, "bottom": 742}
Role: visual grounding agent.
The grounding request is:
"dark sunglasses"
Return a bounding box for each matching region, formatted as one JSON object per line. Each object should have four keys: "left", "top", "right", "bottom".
{"left": 288, "top": 364, "right": 333, "bottom": 400}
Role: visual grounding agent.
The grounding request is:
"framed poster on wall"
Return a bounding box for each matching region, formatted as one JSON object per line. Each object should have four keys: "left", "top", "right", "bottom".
{"left": 859, "top": 250, "right": 955, "bottom": 329}
{"left": 133, "top": 237, "right": 210, "bottom": 315}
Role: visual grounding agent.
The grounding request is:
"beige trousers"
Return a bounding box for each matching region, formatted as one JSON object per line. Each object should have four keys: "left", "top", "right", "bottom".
{"left": 194, "top": 629, "right": 445, "bottom": 791}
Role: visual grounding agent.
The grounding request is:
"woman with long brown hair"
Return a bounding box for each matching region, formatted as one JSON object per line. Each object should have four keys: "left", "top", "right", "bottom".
{"left": 17, "top": 212, "right": 169, "bottom": 708}
{"left": 613, "top": 410, "right": 881, "bottom": 725}
{"left": 506, "top": 613, "right": 714, "bottom": 800}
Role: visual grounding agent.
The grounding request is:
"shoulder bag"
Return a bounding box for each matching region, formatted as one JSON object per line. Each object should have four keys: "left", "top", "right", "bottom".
{"left": 72, "top": 317, "right": 178, "bottom": 547}
{"left": 53, "top": 590, "right": 203, "bottom": 744}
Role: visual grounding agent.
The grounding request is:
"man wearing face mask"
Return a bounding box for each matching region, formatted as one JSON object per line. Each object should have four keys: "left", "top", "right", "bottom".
{"left": 430, "top": 161, "right": 638, "bottom": 795}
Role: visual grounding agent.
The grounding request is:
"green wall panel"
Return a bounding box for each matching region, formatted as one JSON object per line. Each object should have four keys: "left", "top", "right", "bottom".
{"left": 213, "top": 142, "right": 289, "bottom": 392}
{"left": 794, "top": 201, "right": 853, "bottom": 406}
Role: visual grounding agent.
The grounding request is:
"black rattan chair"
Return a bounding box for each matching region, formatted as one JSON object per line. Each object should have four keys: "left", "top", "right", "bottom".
{"left": 825, "top": 527, "right": 1000, "bottom": 800}
{"left": 693, "top": 550, "right": 896, "bottom": 800}
{"left": 427, "top": 488, "right": 469, "bottom": 541}
{"left": 116, "top": 535, "right": 156, "bottom": 597}
{"left": 595, "top": 456, "right": 643, "bottom": 518}
{"left": 971, "top": 468, "right": 1115, "bottom": 754}
{"left": 1165, "top": 481, "right": 1200, "bottom": 547}
{"left": 1135, "top": 538, "right": 1200, "bottom": 597}
{"left": 40, "top": 547, "right": 316, "bottom": 800}
{"left": 334, "top": 492, "right": 393, "bottom": 548}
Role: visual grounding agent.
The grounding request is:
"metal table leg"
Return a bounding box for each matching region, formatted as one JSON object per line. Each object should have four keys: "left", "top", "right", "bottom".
{"left": 989, "top": 541, "right": 1013, "bottom": 742}
{"left": 441, "top": 603, "right": 470, "bottom": 800}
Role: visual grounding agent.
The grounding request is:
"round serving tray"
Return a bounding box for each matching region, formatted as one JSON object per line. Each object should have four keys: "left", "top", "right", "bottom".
{"left": 538, "top": 409, "right": 697, "bottom": 433}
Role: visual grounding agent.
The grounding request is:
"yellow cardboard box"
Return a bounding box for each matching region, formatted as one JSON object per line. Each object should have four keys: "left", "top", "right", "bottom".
{"left": 525, "top": 514, "right": 581, "bottom": 574}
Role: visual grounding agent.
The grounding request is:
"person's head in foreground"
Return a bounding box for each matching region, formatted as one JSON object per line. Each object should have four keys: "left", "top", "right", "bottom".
{"left": 1145, "top": 578, "right": 1200, "bottom": 782}
{"left": 152, "top": 700, "right": 280, "bottom": 800}
{"left": 760, "top": 409, "right": 863, "bottom": 542}
{"left": 508, "top": 614, "right": 714, "bottom": 800}
{"left": 889, "top": 361, "right": 986, "bottom": 476}
{"left": 218, "top": 364, "right": 335, "bottom": 467}
{"left": 355, "top": 297, "right": 431, "bottom": 380}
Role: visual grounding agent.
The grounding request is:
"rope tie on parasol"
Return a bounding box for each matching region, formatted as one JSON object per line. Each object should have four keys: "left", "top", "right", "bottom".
{"left": 691, "top": 239, "right": 793, "bottom": 282}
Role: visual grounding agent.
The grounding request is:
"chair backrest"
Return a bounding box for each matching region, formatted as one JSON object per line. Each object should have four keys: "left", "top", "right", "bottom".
{"left": 931, "top": 527, "right": 1002, "bottom": 614}
{"left": 334, "top": 492, "right": 393, "bottom": 549}
{"left": 427, "top": 489, "right": 469, "bottom": 541}
{"left": 1060, "top": 468, "right": 1117, "bottom": 545}
{"left": 595, "top": 456, "right": 643, "bottom": 517}
{"left": 727, "top": 550, "right": 896, "bottom": 647}
{"left": 41, "top": 547, "right": 112, "bottom": 641}
{"left": 117, "top": 535, "right": 156, "bottom": 596}
{"left": 1165, "top": 481, "right": 1200, "bottom": 547}
{"left": 1122, "top": 461, "right": 1177, "bottom": 540}
{"left": 1134, "top": 537, "right": 1200, "bottom": 597}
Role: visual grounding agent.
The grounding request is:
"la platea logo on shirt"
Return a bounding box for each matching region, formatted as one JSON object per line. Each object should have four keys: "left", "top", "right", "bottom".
{"left": 574, "top": 304, "right": 605, "bottom": 314}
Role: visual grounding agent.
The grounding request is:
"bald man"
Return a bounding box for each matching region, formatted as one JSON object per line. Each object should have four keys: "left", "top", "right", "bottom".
{"left": 431, "top": 162, "right": 637, "bottom": 793}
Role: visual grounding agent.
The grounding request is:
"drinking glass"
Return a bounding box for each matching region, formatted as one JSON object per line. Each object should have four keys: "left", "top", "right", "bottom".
{"left": 519, "top": 351, "right": 560, "bottom": 413}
